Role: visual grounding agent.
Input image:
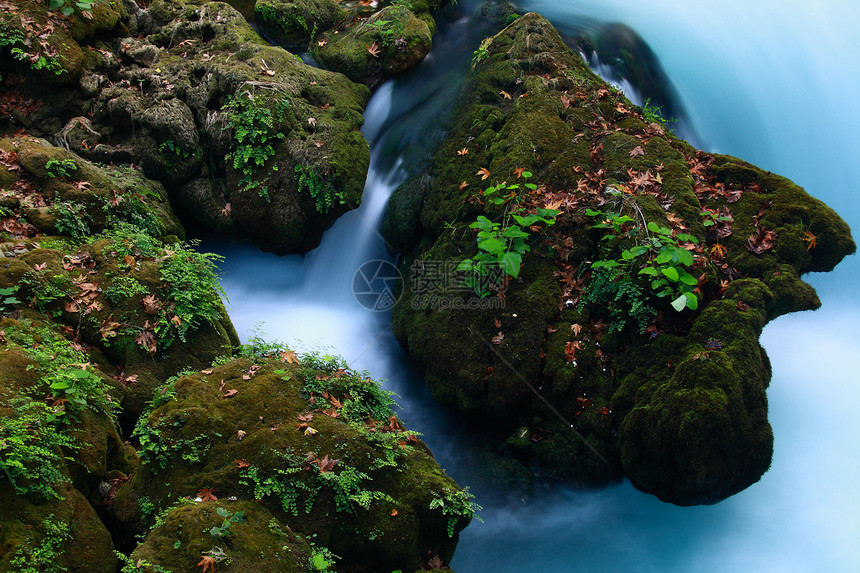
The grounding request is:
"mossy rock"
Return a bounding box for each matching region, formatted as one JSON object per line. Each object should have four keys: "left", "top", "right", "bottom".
{"left": 3, "top": 137, "right": 184, "bottom": 241}
{"left": 315, "top": 4, "right": 434, "bottom": 88}
{"left": 129, "top": 501, "right": 313, "bottom": 572}
{"left": 0, "top": 482, "right": 117, "bottom": 573}
{"left": 113, "top": 356, "right": 468, "bottom": 572}
{"left": 386, "top": 13, "right": 855, "bottom": 503}
{"left": 255, "top": 0, "right": 347, "bottom": 48}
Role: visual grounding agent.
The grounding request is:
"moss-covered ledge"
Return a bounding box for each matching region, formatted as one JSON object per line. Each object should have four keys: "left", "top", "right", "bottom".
{"left": 384, "top": 12, "right": 855, "bottom": 505}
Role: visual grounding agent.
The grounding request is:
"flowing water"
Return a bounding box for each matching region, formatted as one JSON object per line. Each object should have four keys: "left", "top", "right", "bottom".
{"left": 209, "top": 1, "right": 860, "bottom": 570}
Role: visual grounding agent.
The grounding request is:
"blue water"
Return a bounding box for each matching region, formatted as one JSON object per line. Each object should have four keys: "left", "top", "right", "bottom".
{"left": 212, "top": 1, "right": 860, "bottom": 571}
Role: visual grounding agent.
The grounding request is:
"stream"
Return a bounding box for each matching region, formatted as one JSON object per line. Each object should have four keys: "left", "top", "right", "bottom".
{"left": 207, "top": 1, "right": 860, "bottom": 571}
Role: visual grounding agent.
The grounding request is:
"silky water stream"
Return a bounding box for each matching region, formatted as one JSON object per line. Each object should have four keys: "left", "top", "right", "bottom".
{"left": 207, "top": 1, "right": 860, "bottom": 571}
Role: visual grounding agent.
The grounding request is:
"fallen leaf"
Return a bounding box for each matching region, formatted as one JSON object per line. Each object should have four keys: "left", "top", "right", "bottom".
{"left": 34, "top": 262, "right": 47, "bottom": 271}
{"left": 201, "top": 369, "right": 213, "bottom": 375}
{"left": 476, "top": 167, "right": 490, "bottom": 180}
{"left": 391, "top": 509, "right": 398, "bottom": 516}
{"left": 457, "top": 148, "right": 469, "bottom": 156}
{"left": 547, "top": 325, "right": 558, "bottom": 334}
{"left": 493, "top": 317, "right": 502, "bottom": 328}
{"left": 308, "top": 117, "right": 317, "bottom": 128}
{"left": 142, "top": 294, "right": 161, "bottom": 315}
{"left": 314, "top": 140, "right": 324, "bottom": 148}
{"left": 366, "top": 41, "right": 381, "bottom": 58}
{"left": 197, "top": 488, "right": 217, "bottom": 502}
{"left": 304, "top": 426, "right": 319, "bottom": 436}
{"left": 491, "top": 331, "right": 504, "bottom": 345}
{"left": 570, "top": 323, "right": 582, "bottom": 336}
{"left": 629, "top": 146, "right": 645, "bottom": 157}
{"left": 318, "top": 39, "right": 327, "bottom": 47}
{"left": 316, "top": 454, "right": 338, "bottom": 473}
{"left": 564, "top": 340, "right": 581, "bottom": 362}
{"left": 237, "top": 429, "right": 246, "bottom": 440}
{"left": 280, "top": 350, "right": 299, "bottom": 364}
{"left": 223, "top": 389, "right": 238, "bottom": 398}
{"left": 298, "top": 412, "right": 314, "bottom": 422}
{"left": 235, "top": 459, "right": 250, "bottom": 469}
{"left": 499, "top": 90, "right": 512, "bottom": 99}
{"left": 197, "top": 555, "right": 216, "bottom": 573}
{"left": 459, "top": 181, "right": 469, "bottom": 189}
{"left": 242, "top": 374, "right": 251, "bottom": 381}
{"left": 802, "top": 230, "right": 818, "bottom": 250}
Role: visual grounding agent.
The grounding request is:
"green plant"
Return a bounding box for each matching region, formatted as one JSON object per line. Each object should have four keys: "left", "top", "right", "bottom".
{"left": 49, "top": 0, "right": 98, "bottom": 16}
{"left": 210, "top": 507, "right": 245, "bottom": 540}
{"left": 0, "top": 285, "right": 20, "bottom": 314}
{"left": 472, "top": 38, "right": 491, "bottom": 66}
{"left": 16, "top": 270, "right": 74, "bottom": 316}
{"left": 0, "top": 399, "right": 78, "bottom": 499}
{"left": 307, "top": 545, "right": 338, "bottom": 572}
{"left": 10, "top": 514, "right": 70, "bottom": 573}
{"left": 44, "top": 366, "right": 118, "bottom": 420}
{"left": 44, "top": 158, "right": 78, "bottom": 178}
{"left": 457, "top": 172, "right": 559, "bottom": 295}
{"left": 429, "top": 487, "right": 482, "bottom": 537}
{"left": 157, "top": 242, "right": 226, "bottom": 345}
{"left": 103, "top": 275, "right": 149, "bottom": 303}
{"left": 294, "top": 164, "right": 343, "bottom": 214}
{"left": 641, "top": 98, "right": 676, "bottom": 129}
{"left": 51, "top": 200, "right": 90, "bottom": 238}
{"left": 0, "top": 20, "right": 64, "bottom": 76}
{"left": 578, "top": 266, "right": 655, "bottom": 332}
{"left": 223, "top": 89, "right": 292, "bottom": 202}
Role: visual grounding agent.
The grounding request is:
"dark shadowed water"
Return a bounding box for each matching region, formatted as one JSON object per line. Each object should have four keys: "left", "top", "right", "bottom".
{"left": 208, "top": 1, "right": 860, "bottom": 570}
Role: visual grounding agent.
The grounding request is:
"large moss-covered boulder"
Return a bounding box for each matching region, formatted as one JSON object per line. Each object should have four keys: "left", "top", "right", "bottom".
{"left": 113, "top": 353, "right": 472, "bottom": 572}
{"left": 255, "top": 0, "right": 347, "bottom": 48}
{"left": 384, "top": 13, "right": 855, "bottom": 504}
{"left": 315, "top": 2, "right": 435, "bottom": 88}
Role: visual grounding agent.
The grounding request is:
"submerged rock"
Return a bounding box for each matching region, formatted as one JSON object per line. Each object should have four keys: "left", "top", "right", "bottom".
{"left": 384, "top": 13, "right": 855, "bottom": 505}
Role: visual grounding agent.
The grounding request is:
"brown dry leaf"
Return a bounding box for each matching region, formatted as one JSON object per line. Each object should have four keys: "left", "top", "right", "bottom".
{"left": 308, "top": 117, "right": 317, "bottom": 128}
{"left": 223, "top": 389, "right": 238, "bottom": 398}
{"left": 322, "top": 407, "right": 340, "bottom": 418}
{"left": 262, "top": 69, "right": 275, "bottom": 76}
{"left": 123, "top": 255, "right": 136, "bottom": 267}
{"left": 134, "top": 321, "right": 157, "bottom": 356}
{"left": 513, "top": 167, "right": 526, "bottom": 178}
{"left": 235, "top": 459, "right": 250, "bottom": 469}
{"left": 802, "top": 230, "right": 818, "bottom": 250}
{"left": 237, "top": 429, "right": 246, "bottom": 440}
{"left": 391, "top": 509, "right": 398, "bottom": 517}
{"left": 476, "top": 167, "right": 490, "bottom": 180}
{"left": 142, "top": 294, "right": 160, "bottom": 315}
{"left": 457, "top": 148, "right": 469, "bottom": 156}
{"left": 298, "top": 412, "right": 314, "bottom": 422}
{"left": 564, "top": 340, "right": 581, "bottom": 362}
{"left": 219, "top": 379, "right": 226, "bottom": 391}
{"left": 547, "top": 325, "right": 558, "bottom": 334}
{"left": 201, "top": 369, "right": 213, "bottom": 375}
{"left": 560, "top": 95, "right": 573, "bottom": 108}
{"left": 366, "top": 41, "right": 381, "bottom": 57}
{"left": 220, "top": 203, "right": 232, "bottom": 217}
{"left": 314, "top": 140, "right": 324, "bottom": 148}
{"left": 280, "top": 350, "right": 300, "bottom": 364}
{"left": 629, "top": 146, "right": 645, "bottom": 157}
{"left": 499, "top": 90, "right": 512, "bottom": 99}
{"left": 318, "top": 39, "right": 327, "bottom": 47}
{"left": 491, "top": 331, "right": 504, "bottom": 345}
{"left": 493, "top": 317, "right": 502, "bottom": 328}
{"left": 459, "top": 181, "right": 469, "bottom": 190}
{"left": 242, "top": 374, "right": 251, "bottom": 381}
{"left": 316, "top": 454, "right": 338, "bottom": 473}
{"left": 34, "top": 262, "right": 47, "bottom": 271}
{"left": 570, "top": 323, "right": 582, "bottom": 336}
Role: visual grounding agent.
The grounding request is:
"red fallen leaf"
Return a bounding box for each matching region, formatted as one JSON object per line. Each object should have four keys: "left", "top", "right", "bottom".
{"left": 123, "top": 255, "right": 136, "bottom": 267}
{"left": 459, "top": 181, "right": 469, "bottom": 189}
{"left": 65, "top": 300, "right": 80, "bottom": 313}
{"left": 629, "top": 146, "right": 645, "bottom": 157}
{"left": 223, "top": 389, "right": 238, "bottom": 398}
{"left": 737, "top": 301, "right": 750, "bottom": 311}
{"left": 600, "top": 407, "right": 613, "bottom": 415}
{"left": 564, "top": 340, "right": 581, "bottom": 362}
{"left": 476, "top": 167, "right": 490, "bottom": 180}
{"left": 142, "top": 294, "right": 161, "bottom": 315}
{"left": 171, "top": 315, "right": 182, "bottom": 326}
{"left": 482, "top": 366, "right": 494, "bottom": 380}
{"left": 219, "top": 379, "right": 226, "bottom": 391}
{"left": 197, "top": 488, "right": 217, "bottom": 502}
{"left": 547, "top": 325, "right": 558, "bottom": 334}
{"left": 298, "top": 412, "right": 314, "bottom": 422}
{"left": 493, "top": 317, "right": 502, "bottom": 328}
{"left": 490, "top": 331, "right": 504, "bottom": 345}
{"left": 366, "top": 41, "right": 381, "bottom": 57}
{"left": 321, "top": 408, "right": 340, "bottom": 418}
{"left": 197, "top": 555, "right": 216, "bottom": 573}
{"left": 34, "top": 262, "right": 47, "bottom": 271}
{"left": 386, "top": 416, "right": 404, "bottom": 431}
{"left": 328, "top": 394, "right": 343, "bottom": 409}
{"left": 77, "top": 282, "right": 100, "bottom": 298}
{"left": 235, "top": 459, "right": 250, "bottom": 469}
{"left": 575, "top": 396, "right": 592, "bottom": 408}
{"left": 802, "top": 230, "right": 818, "bottom": 250}
{"left": 391, "top": 509, "right": 398, "bottom": 517}
{"left": 427, "top": 555, "right": 444, "bottom": 570}
{"left": 710, "top": 243, "right": 728, "bottom": 259}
